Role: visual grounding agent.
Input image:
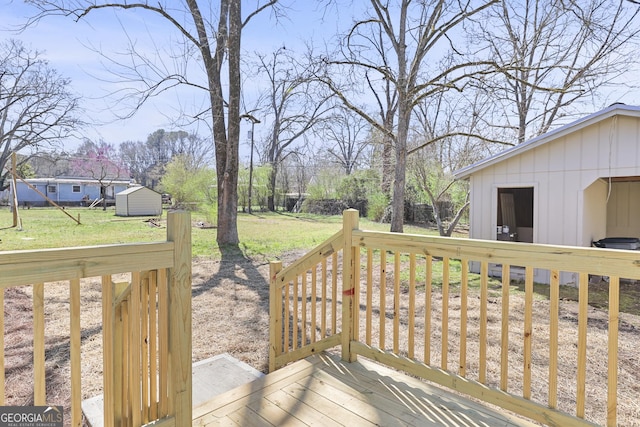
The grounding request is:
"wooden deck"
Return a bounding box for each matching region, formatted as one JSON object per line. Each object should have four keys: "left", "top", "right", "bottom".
{"left": 193, "top": 353, "right": 539, "bottom": 427}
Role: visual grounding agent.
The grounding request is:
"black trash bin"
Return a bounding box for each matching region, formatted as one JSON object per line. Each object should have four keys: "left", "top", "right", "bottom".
{"left": 591, "top": 237, "right": 640, "bottom": 250}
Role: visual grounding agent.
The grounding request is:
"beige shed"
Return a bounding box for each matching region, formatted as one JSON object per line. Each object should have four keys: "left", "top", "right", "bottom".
{"left": 454, "top": 104, "right": 640, "bottom": 284}
{"left": 115, "top": 185, "right": 162, "bottom": 216}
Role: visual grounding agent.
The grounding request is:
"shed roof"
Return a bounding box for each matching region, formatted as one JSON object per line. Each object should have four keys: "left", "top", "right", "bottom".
{"left": 117, "top": 185, "right": 160, "bottom": 196}
{"left": 453, "top": 103, "right": 640, "bottom": 180}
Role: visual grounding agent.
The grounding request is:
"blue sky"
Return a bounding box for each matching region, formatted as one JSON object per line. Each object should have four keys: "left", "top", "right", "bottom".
{"left": 1, "top": 1, "right": 338, "bottom": 159}
{"left": 3, "top": 1, "right": 639, "bottom": 160}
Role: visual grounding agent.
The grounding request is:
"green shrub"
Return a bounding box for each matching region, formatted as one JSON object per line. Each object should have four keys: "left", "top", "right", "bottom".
{"left": 366, "top": 191, "right": 388, "bottom": 222}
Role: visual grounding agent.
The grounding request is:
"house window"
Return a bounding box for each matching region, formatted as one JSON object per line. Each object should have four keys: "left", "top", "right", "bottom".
{"left": 48, "top": 185, "right": 57, "bottom": 193}
{"left": 72, "top": 185, "right": 81, "bottom": 193}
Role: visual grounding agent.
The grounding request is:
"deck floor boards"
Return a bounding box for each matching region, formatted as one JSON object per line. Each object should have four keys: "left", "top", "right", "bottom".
{"left": 193, "top": 353, "right": 539, "bottom": 427}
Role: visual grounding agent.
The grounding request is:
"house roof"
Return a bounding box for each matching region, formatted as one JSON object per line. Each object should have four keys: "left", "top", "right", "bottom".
{"left": 453, "top": 103, "right": 640, "bottom": 180}
{"left": 23, "top": 177, "right": 131, "bottom": 185}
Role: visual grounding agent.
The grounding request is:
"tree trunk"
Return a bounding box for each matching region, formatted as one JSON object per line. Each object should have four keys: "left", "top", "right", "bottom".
{"left": 381, "top": 132, "right": 394, "bottom": 196}
{"left": 390, "top": 101, "right": 410, "bottom": 233}
{"left": 101, "top": 186, "right": 107, "bottom": 211}
{"left": 216, "top": 0, "right": 242, "bottom": 245}
{"left": 390, "top": 11, "right": 409, "bottom": 233}
{"left": 267, "top": 162, "right": 277, "bottom": 212}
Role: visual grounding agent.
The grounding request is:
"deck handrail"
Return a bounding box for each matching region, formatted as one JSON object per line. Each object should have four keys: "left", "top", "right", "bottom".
{"left": 269, "top": 209, "right": 636, "bottom": 427}
{"left": 0, "top": 211, "right": 192, "bottom": 427}
{"left": 269, "top": 228, "right": 346, "bottom": 372}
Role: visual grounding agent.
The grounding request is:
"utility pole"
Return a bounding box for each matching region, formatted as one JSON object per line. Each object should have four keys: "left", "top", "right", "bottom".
{"left": 241, "top": 113, "right": 260, "bottom": 214}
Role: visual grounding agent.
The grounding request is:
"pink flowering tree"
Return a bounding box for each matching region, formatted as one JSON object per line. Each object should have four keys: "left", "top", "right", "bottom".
{"left": 71, "top": 140, "right": 130, "bottom": 210}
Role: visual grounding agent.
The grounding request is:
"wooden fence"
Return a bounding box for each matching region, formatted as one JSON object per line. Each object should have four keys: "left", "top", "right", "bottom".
{"left": 0, "top": 211, "right": 192, "bottom": 427}
{"left": 270, "top": 209, "right": 640, "bottom": 427}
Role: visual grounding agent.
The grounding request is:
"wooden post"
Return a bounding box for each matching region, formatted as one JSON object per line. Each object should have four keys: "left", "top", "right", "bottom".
{"left": 10, "top": 153, "right": 19, "bottom": 229}
{"left": 341, "top": 209, "right": 359, "bottom": 362}
{"left": 8, "top": 152, "right": 80, "bottom": 225}
{"left": 269, "top": 261, "right": 283, "bottom": 373}
{"left": 166, "top": 211, "right": 192, "bottom": 425}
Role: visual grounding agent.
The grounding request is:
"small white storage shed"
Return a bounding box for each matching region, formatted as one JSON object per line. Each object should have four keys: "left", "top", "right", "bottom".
{"left": 115, "top": 186, "right": 162, "bottom": 216}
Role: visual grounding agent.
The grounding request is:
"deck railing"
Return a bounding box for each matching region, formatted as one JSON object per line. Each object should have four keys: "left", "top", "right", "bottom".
{"left": 270, "top": 209, "right": 639, "bottom": 427}
{"left": 0, "top": 211, "right": 192, "bottom": 427}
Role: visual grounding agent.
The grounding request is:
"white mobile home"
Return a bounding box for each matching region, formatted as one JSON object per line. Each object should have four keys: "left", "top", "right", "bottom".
{"left": 9, "top": 178, "right": 130, "bottom": 207}
{"left": 454, "top": 104, "right": 640, "bottom": 283}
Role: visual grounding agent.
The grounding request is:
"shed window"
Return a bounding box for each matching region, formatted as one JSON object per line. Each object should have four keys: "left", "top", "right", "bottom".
{"left": 497, "top": 187, "right": 534, "bottom": 243}
{"left": 72, "top": 185, "right": 81, "bottom": 193}
{"left": 48, "top": 185, "right": 56, "bottom": 193}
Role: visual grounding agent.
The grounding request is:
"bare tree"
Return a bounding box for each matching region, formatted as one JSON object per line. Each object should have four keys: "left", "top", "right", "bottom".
{"left": 256, "top": 47, "right": 333, "bottom": 211}
{"left": 26, "top": 0, "right": 279, "bottom": 245}
{"left": 0, "top": 39, "right": 80, "bottom": 190}
{"left": 411, "top": 148, "right": 470, "bottom": 237}
{"left": 28, "top": 150, "right": 73, "bottom": 177}
{"left": 319, "top": 105, "right": 371, "bottom": 175}
{"left": 409, "top": 91, "right": 491, "bottom": 236}
{"left": 119, "top": 140, "right": 153, "bottom": 187}
{"left": 317, "top": 0, "right": 499, "bottom": 232}
{"left": 120, "top": 129, "right": 214, "bottom": 189}
{"left": 474, "top": 0, "right": 640, "bottom": 143}
{"left": 411, "top": 89, "right": 505, "bottom": 168}
{"left": 363, "top": 65, "right": 398, "bottom": 196}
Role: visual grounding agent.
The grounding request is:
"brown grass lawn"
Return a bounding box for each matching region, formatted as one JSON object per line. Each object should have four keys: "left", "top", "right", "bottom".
{"left": 4, "top": 248, "right": 640, "bottom": 427}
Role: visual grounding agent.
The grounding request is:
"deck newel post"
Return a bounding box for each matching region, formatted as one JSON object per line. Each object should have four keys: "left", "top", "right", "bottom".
{"left": 269, "top": 261, "right": 283, "bottom": 373}
{"left": 341, "top": 209, "right": 359, "bottom": 362}
{"left": 166, "top": 211, "right": 192, "bottom": 426}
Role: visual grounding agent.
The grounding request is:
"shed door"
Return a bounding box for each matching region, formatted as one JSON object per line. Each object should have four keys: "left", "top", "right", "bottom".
{"left": 497, "top": 187, "right": 534, "bottom": 243}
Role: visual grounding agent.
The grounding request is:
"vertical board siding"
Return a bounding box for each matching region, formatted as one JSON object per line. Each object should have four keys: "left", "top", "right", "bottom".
{"left": 468, "top": 114, "right": 640, "bottom": 248}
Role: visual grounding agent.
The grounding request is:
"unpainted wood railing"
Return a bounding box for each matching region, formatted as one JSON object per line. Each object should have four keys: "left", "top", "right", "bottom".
{"left": 0, "top": 211, "right": 192, "bottom": 427}
{"left": 270, "top": 209, "right": 639, "bottom": 427}
{"left": 269, "top": 229, "right": 346, "bottom": 371}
